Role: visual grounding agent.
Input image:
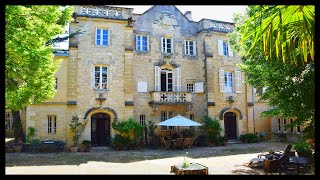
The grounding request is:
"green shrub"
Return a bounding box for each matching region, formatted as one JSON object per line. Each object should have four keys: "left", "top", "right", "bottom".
{"left": 82, "top": 140, "right": 91, "bottom": 147}
{"left": 199, "top": 116, "right": 222, "bottom": 143}
{"left": 240, "top": 133, "right": 258, "bottom": 143}
{"left": 30, "top": 138, "right": 41, "bottom": 144}
{"left": 26, "top": 127, "right": 36, "bottom": 144}
{"left": 181, "top": 129, "right": 194, "bottom": 138}
{"left": 293, "top": 140, "right": 313, "bottom": 158}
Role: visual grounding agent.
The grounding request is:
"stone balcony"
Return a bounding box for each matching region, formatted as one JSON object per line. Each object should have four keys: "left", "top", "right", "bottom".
{"left": 150, "top": 91, "right": 192, "bottom": 104}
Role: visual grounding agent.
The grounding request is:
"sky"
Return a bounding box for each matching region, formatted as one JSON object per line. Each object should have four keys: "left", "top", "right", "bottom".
{"left": 115, "top": 5, "right": 248, "bottom": 23}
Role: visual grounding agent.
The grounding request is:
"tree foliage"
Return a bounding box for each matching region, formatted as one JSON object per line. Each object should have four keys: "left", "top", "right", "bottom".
{"left": 242, "top": 5, "right": 315, "bottom": 65}
{"left": 229, "top": 6, "right": 314, "bottom": 141}
{"left": 5, "top": 5, "right": 74, "bottom": 142}
{"left": 5, "top": 5, "right": 74, "bottom": 110}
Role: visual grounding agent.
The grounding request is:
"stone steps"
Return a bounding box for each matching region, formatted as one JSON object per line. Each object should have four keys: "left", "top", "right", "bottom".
{"left": 91, "top": 146, "right": 112, "bottom": 152}
{"left": 227, "top": 139, "right": 242, "bottom": 144}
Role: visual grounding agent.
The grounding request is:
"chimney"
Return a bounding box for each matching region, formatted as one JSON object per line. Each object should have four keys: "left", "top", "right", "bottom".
{"left": 184, "top": 11, "right": 192, "bottom": 21}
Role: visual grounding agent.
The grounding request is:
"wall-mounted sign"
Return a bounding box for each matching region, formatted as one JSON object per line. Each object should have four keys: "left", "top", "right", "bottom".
{"left": 81, "top": 7, "right": 123, "bottom": 19}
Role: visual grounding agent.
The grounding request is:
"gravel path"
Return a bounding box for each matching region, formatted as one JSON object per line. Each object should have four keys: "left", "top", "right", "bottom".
{"left": 5, "top": 142, "right": 307, "bottom": 175}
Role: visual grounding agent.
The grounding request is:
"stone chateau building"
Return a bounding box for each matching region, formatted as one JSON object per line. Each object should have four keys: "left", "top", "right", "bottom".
{"left": 5, "top": 5, "right": 303, "bottom": 147}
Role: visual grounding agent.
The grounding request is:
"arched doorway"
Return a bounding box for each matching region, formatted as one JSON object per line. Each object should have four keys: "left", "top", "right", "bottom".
{"left": 91, "top": 113, "right": 110, "bottom": 146}
{"left": 224, "top": 112, "right": 237, "bottom": 139}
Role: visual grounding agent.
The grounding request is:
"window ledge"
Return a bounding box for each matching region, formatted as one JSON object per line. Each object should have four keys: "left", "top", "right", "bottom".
{"left": 136, "top": 51, "right": 150, "bottom": 54}
{"left": 93, "top": 89, "right": 109, "bottom": 92}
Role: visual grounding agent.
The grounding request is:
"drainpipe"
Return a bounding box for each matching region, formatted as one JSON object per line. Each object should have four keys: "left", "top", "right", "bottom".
{"left": 203, "top": 36, "right": 209, "bottom": 116}
{"left": 252, "top": 86, "right": 255, "bottom": 134}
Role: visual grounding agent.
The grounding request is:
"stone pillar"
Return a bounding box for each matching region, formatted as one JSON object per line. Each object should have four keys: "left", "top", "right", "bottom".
{"left": 124, "top": 25, "right": 134, "bottom": 119}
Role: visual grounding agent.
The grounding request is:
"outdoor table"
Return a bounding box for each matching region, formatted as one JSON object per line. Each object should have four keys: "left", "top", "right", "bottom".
{"left": 170, "top": 163, "right": 208, "bottom": 175}
{"left": 289, "top": 157, "right": 310, "bottom": 174}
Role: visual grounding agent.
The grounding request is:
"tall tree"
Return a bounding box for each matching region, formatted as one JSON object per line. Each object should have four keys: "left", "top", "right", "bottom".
{"left": 5, "top": 5, "right": 74, "bottom": 142}
{"left": 229, "top": 6, "right": 314, "bottom": 141}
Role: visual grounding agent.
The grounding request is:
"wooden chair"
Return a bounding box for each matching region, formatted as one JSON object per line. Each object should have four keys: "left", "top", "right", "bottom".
{"left": 183, "top": 138, "right": 193, "bottom": 149}
{"left": 175, "top": 138, "right": 184, "bottom": 149}
{"left": 160, "top": 137, "right": 171, "bottom": 150}
{"left": 250, "top": 144, "right": 292, "bottom": 168}
{"left": 264, "top": 144, "right": 292, "bottom": 173}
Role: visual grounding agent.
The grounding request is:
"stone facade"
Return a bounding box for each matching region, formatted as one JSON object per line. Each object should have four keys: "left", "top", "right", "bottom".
{"left": 7, "top": 5, "right": 302, "bottom": 147}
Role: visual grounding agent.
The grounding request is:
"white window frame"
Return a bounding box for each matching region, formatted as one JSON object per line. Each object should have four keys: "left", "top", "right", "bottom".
{"left": 224, "top": 72, "right": 233, "bottom": 92}
{"left": 95, "top": 28, "right": 109, "bottom": 46}
{"left": 235, "top": 70, "right": 242, "bottom": 93}
{"left": 47, "top": 115, "right": 57, "bottom": 134}
{"left": 277, "top": 118, "right": 282, "bottom": 132}
{"left": 184, "top": 40, "right": 196, "bottom": 56}
{"left": 160, "top": 111, "right": 174, "bottom": 130}
{"left": 139, "top": 115, "right": 146, "bottom": 127}
{"left": 161, "top": 37, "right": 173, "bottom": 54}
{"left": 155, "top": 67, "right": 181, "bottom": 92}
{"left": 289, "top": 118, "right": 294, "bottom": 133}
{"left": 283, "top": 118, "right": 287, "bottom": 132}
{"left": 93, "top": 66, "right": 108, "bottom": 90}
{"left": 136, "top": 34, "right": 149, "bottom": 52}
{"left": 5, "top": 112, "right": 12, "bottom": 130}
{"left": 218, "top": 40, "right": 233, "bottom": 57}
{"left": 187, "top": 83, "right": 194, "bottom": 93}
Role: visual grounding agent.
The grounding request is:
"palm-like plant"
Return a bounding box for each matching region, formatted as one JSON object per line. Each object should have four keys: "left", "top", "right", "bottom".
{"left": 243, "top": 5, "right": 315, "bottom": 66}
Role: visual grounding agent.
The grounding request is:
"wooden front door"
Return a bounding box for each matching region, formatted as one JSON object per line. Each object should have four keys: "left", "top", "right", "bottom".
{"left": 224, "top": 112, "right": 237, "bottom": 139}
{"left": 91, "top": 113, "right": 110, "bottom": 146}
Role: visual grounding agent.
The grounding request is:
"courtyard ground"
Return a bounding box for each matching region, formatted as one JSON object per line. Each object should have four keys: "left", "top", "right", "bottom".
{"left": 5, "top": 141, "right": 314, "bottom": 175}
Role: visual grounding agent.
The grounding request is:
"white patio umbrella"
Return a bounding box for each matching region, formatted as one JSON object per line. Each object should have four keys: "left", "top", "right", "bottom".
{"left": 156, "top": 115, "right": 202, "bottom": 136}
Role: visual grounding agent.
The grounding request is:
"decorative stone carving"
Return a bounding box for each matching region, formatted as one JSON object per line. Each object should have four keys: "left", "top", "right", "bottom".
{"left": 153, "top": 12, "right": 179, "bottom": 29}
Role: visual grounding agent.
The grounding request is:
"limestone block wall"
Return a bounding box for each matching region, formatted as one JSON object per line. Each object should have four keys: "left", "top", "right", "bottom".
{"left": 132, "top": 11, "right": 206, "bottom": 127}
{"left": 43, "top": 55, "right": 68, "bottom": 103}
{"left": 26, "top": 105, "right": 67, "bottom": 142}
{"left": 200, "top": 31, "right": 247, "bottom": 137}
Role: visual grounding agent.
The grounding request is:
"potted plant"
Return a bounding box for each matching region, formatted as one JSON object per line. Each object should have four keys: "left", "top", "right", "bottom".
{"left": 293, "top": 140, "right": 313, "bottom": 158}
{"left": 69, "top": 115, "right": 88, "bottom": 152}
{"left": 220, "top": 135, "right": 228, "bottom": 146}
{"left": 79, "top": 140, "right": 91, "bottom": 152}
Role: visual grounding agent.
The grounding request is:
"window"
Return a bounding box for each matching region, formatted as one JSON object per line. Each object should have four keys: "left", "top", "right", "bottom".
{"left": 289, "top": 119, "right": 294, "bottom": 133}
{"left": 219, "top": 70, "right": 242, "bottom": 93}
{"left": 218, "top": 40, "right": 233, "bottom": 57}
{"left": 47, "top": 115, "right": 57, "bottom": 134}
{"left": 136, "top": 35, "right": 149, "bottom": 52}
{"left": 94, "top": 66, "right": 108, "bottom": 89}
{"left": 256, "top": 87, "right": 267, "bottom": 95}
{"left": 224, "top": 72, "right": 233, "bottom": 92}
{"left": 297, "top": 124, "right": 301, "bottom": 133}
{"left": 161, "top": 37, "right": 173, "bottom": 54}
{"left": 277, "top": 118, "right": 282, "bottom": 132}
{"left": 140, "top": 115, "right": 146, "bottom": 127}
{"left": 277, "top": 118, "right": 302, "bottom": 133}
{"left": 155, "top": 66, "right": 181, "bottom": 92}
{"left": 184, "top": 40, "right": 196, "bottom": 56}
{"left": 5, "top": 112, "right": 12, "bottom": 130}
{"left": 190, "top": 114, "right": 194, "bottom": 120}
{"left": 187, "top": 83, "right": 194, "bottom": 93}
{"left": 55, "top": 78, "right": 58, "bottom": 90}
{"left": 95, "top": 28, "right": 109, "bottom": 46}
{"left": 160, "top": 111, "right": 174, "bottom": 130}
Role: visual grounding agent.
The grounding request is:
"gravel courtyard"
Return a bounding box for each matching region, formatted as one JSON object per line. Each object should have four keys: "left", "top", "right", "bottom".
{"left": 5, "top": 141, "right": 313, "bottom": 175}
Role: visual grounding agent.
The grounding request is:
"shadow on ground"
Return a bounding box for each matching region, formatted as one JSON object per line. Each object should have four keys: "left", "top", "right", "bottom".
{"left": 5, "top": 142, "right": 292, "bottom": 167}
